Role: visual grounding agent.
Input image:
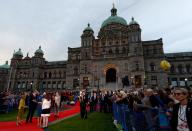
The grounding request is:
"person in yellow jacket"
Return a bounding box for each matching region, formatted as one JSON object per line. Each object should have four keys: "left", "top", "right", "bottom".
{"left": 16, "top": 93, "right": 26, "bottom": 126}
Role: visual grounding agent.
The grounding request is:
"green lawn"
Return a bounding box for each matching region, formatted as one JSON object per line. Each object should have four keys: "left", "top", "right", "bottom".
{"left": 48, "top": 112, "right": 117, "bottom": 131}
{"left": 0, "top": 110, "right": 19, "bottom": 121}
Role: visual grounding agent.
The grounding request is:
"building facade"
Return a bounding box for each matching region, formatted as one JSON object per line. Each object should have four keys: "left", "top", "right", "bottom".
{"left": 1, "top": 6, "right": 192, "bottom": 91}
{"left": 0, "top": 61, "right": 9, "bottom": 91}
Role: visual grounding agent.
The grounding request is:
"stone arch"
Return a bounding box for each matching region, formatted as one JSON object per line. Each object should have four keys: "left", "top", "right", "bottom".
{"left": 103, "top": 63, "right": 118, "bottom": 83}
{"left": 106, "top": 68, "right": 116, "bottom": 83}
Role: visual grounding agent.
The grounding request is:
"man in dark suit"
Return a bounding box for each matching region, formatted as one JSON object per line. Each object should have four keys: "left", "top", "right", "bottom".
{"left": 26, "top": 90, "right": 38, "bottom": 123}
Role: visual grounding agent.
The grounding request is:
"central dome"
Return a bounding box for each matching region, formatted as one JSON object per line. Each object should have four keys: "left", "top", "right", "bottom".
{"left": 101, "top": 6, "right": 127, "bottom": 28}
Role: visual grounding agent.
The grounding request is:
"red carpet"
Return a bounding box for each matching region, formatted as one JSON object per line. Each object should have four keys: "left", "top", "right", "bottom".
{"left": 0, "top": 103, "right": 80, "bottom": 131}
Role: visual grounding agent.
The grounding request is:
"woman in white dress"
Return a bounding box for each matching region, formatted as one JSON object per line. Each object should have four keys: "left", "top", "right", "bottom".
{"left": 41, "top": 93, "right": 51, "bottom": 128}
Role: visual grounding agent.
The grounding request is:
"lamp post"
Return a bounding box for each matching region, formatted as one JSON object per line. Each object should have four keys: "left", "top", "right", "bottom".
{"left": 30, "top": 82, "right": 33, "bottom": 91}
{"left": 185, "top": 78, "right": 189, "bottom": 90}
{"left": 131, "top": 76, "right": 134, "bottom": 88}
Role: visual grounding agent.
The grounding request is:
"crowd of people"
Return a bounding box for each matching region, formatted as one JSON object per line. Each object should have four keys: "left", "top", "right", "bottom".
{"left": 79, "top": 87, "right": 192, "bottom": 131}
{"left": 79, "top": 89, "right": 113, "bottom": 119}
{"left": 111, "top": 87, "right": 192, "bottom": 131}
{"left": 15, "top": 90, "right": 79, "bottom": 128}
{"left": 0, "top": 91, "right": 19, "bottom": 113}
{"left": 1, "top": 86, "right": 192, "bottom": 130}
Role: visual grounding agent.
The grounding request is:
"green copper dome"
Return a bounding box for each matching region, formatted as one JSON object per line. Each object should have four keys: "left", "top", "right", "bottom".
{"left": 35, "top": 46, "right": 44, "bottom": 55}
{"left": 14, "top": 48, "right": 23, "bottom": 56}
{"left": 129, "top": 17, "right": 139, "bottom": 25}
{"left": 101, "top": 6, "right": 127, "bottom": 28}
{"left": 84, "top": 23, "right": 93, "bottom": 31}
{"left": 0, "top": 61, "right": 10, "bottom": 69}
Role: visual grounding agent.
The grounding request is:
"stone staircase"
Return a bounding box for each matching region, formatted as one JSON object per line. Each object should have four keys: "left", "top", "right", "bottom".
{"left": 104, "top": 82, "right": 118, "bottom": 90}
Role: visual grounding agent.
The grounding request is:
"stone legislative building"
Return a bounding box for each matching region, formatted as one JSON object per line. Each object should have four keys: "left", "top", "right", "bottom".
{"left": 1, "top": 6, "right": 192, "bottom": 91}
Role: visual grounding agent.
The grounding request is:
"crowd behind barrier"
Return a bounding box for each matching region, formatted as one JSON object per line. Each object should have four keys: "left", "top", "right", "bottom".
{"left": 111, "top": 87, "right": 192, "bottom": 131}
{"left": 113, "top": 103, "right": 171, "bottom": 131}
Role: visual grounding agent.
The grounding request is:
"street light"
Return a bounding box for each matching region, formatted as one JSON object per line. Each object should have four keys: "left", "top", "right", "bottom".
{"left": 30, "top": 82, "right": 33, "bottom": 91}
{"left": 131, "top": 76, "right": 134, "bottom": 84}
{"left": 131, "top": 76, "right": 134, "bottom": 88}
{"left": 185, "top": 78, "right": 189, "bottom": 90}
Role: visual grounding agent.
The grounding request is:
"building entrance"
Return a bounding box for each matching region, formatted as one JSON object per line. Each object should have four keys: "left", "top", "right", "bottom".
{"left": 106, "top": 68, "right": 116, "bottom": 83}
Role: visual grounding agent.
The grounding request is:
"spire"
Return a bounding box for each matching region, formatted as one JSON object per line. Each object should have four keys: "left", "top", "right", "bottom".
{"left": 111, "top": 3, "right": 117, "bottom": 16}
{"left": 88, "top": 23, "right": 90, "bottom": 27}
{"left": 5, "top": 61, "right": 8, "bottom": 65}
{"left": 27, "top": 52, "right": 29, "bottom": 57}
{"left": 39, "top": 46, "right": 41, "bottom": 49}
{"left": 132, "top": 17, "right": 134, "bottom": 21}
{"left": 113, "top": 3, "right": 115, "bottom": 8}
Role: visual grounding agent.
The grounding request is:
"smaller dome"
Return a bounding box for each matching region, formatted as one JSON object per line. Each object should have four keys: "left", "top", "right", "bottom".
{"left": 0, "top": 61, "right": 10, "bottom": 69}
{"left": 35, "top": 46, "right": 44, "bottom": 55}
{"left": 14, "top": 48, "right": 23, "bottom": 56}
{"left": 84, "top": 23, "right": 93, "bottom": 32}
{"left": 129, "top": 17, "right": 139, "bottom": 25}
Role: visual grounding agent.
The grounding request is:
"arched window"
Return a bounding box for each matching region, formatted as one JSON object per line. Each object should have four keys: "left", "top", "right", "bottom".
{"left": 49, "top": 72, "right": 52, "bottom": 78}
{"left": 125, "top": 63, "right": 128, "bottom": 71}
{"left": 84, "top": 65, "right": 87, "bottom": 73}
{"left": 44, "top": 72, "right": 47, "bottom": 78}
{"left": 150, "top": 63, "right": 156, "bottom": 71}
{"left": 135, "top": 61, "right": 139, "bottom": 71}
{"left": 127, "top": 47, "right": 129, "bottom": 54}
{"left": 103, "top": 48, "right": 105, "bottom": 53}
{"left": 59, "top": 71, "right": 62, "bottom": 78}
{"left": 63, "top": 71, "right": 66, "bottom": 78}
{"left": 74, "top": 67, "right": 78, "bottom": 75}
{"left": 186, "top": 64, "right": 191, "bottom": 73}
{"left": 85, "top": 52, "right": 88, "bottom": 57}
{"left": 24, "top": 72, "right": 26, "bottom": 78}
{"left": 115, "top": 47, "right": 119, "bottom": 54}
{"left": 53, "top": 71, "right": 56, "bottom": 78}
{"left": 20, "top": 72, "right": 22, "bottom": 78}
{"left": 178, "top": 65, "right": 183, "bottom": 73}
{"left": 146, "top": 48, "right": 149, "bottom": 55}
{"left": 170, "top": 65, "right": 175, "bottom": 73}
{"left": 153, "top": 48, "right": 157, "bottom": 54}
{"left": 122, "top": 47, "right": 126, "bottom": 54}
{"left": 109, "top": 49, "right": 113, "bottom": 54}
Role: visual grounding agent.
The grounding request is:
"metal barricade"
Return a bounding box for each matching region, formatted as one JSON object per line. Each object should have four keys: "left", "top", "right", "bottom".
{"left": 112, "top": 102, "right": 171, "bottom": 131}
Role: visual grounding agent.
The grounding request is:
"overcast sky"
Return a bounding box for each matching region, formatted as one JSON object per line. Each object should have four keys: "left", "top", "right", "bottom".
{"left": 0, "top": 0, "right": 192, "bottom": 65}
